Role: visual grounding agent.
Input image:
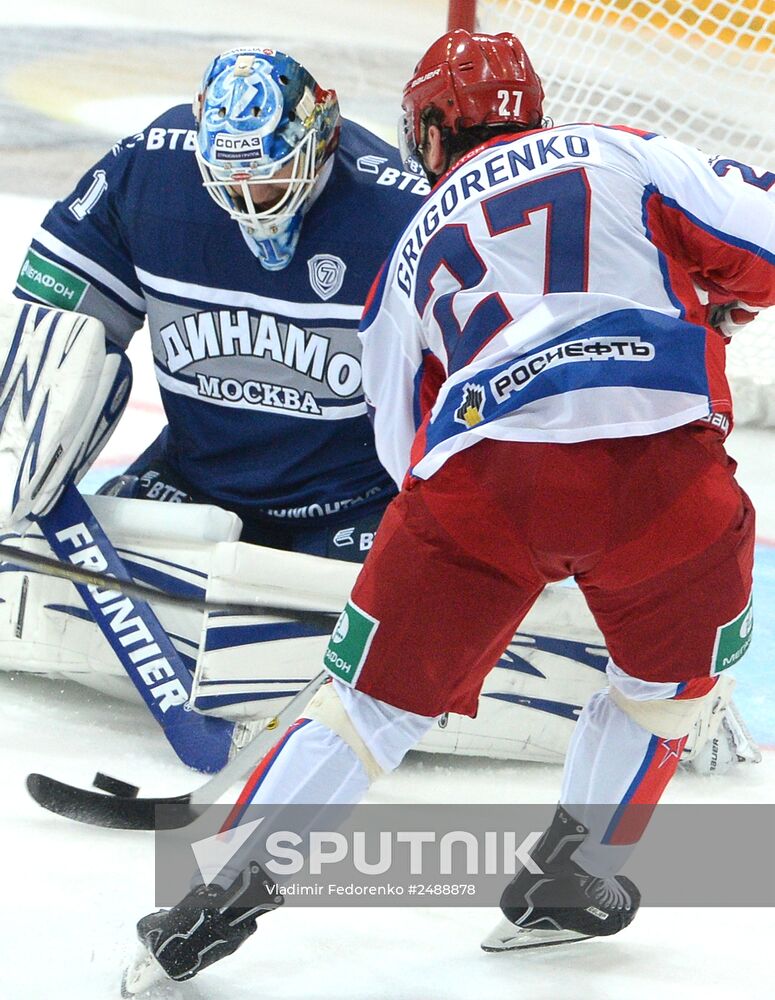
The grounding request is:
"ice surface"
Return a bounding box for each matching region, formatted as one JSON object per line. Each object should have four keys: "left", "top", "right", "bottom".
{"left": 2, "top": 671, "right": 774, "bottom": 1000}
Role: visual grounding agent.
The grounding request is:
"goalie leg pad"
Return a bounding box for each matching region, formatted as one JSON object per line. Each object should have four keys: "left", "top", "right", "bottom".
{"left": 681, "top": 674, "right": 762, "bottom": 773}
{"left": 0, "top": 494, "right": 241, "bottom": 692}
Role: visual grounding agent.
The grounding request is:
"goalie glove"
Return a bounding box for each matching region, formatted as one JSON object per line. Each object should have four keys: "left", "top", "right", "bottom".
{"left": 0, "top": 298, "right": 132, "bottom": 527}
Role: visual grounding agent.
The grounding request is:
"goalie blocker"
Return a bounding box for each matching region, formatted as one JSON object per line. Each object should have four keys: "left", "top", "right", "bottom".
{"left": 0, "top": 299, "right": 131, "bottom": 527}
{"left": 0, "top": 495, "right": 760, "bottom": 773}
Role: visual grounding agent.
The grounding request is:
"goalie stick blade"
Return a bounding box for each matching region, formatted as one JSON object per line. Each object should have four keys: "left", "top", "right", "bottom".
{"left": 481, "top": 916, "right": 594, "bottom": 953}
{"left": 26, "top": 773, "right": 196, "bottom": 830}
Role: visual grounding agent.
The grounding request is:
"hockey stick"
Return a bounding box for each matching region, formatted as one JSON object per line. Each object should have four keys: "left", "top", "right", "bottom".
{"left": 31, "top": 486, "right": 239, "bottom": 773}
{"left": 26, "top": 669, "right": 328, "bottom": 830}
{"left": 0, "top": 536, "right": 339, "bottom": 629}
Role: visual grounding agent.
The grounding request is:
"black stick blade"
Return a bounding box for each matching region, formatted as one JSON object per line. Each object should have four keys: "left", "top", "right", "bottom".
{"left": 26, "top": 773, "right": 194, "bottom": 830}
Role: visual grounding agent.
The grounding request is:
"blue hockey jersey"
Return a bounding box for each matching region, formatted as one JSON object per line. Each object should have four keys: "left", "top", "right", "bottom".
{"left": 15, "top": 106, "right": 429, "bottom": 517}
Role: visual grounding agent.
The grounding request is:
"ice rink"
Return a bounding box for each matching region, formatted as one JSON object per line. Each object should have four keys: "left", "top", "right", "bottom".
{"left": 1, "top": 2, "right": 773, "bottom": 998}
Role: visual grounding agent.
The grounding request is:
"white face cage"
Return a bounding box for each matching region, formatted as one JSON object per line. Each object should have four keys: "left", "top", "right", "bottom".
{"left": 195, "top": 128, "right": 318, "bottom": 238}
{"left": 397, "top": 109, "right": 418, "bottom": 171}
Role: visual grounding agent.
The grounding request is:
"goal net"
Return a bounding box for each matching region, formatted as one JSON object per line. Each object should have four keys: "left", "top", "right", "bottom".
{"left": 452, "top": 0, "right": 775, "bottom": 425}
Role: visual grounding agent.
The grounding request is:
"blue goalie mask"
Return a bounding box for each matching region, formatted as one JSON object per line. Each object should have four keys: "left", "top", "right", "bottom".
{"left": 194, "top": 48, "right": 341, "bottom": 270}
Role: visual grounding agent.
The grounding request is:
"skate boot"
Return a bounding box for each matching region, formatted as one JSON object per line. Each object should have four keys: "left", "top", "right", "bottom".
{"left": 482, "top": 805, "right": 640, "bottom": 952}
{"left": 122, "top": 861, "right": 282, "bottom": 995}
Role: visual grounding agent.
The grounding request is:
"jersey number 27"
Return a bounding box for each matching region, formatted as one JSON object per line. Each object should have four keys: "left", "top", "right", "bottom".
{"left": 414, "top": 167, "right": 592, "bottom": 373}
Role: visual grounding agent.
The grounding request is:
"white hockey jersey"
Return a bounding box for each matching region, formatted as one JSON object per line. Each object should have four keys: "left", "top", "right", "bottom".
{"left": 359, "top": 124, "right": 775, "bottom": 486}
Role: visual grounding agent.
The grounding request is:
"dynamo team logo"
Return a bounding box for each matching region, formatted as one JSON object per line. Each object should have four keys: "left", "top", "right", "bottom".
{"left": 308, "top": 253, "right": 346, "bottom": 301}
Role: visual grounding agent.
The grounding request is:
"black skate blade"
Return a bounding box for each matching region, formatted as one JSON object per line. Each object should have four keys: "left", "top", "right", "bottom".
{"left": 481, "top": 916, "right": 594, "bottom": 953}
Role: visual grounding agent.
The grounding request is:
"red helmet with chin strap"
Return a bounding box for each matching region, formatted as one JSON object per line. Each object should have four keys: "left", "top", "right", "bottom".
{"left": 400, "top": 29, "right": 544, "bottom": 165}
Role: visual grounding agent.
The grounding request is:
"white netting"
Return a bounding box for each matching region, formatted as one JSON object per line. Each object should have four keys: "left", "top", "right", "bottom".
{"left": 473, "top": 0, "right": 775, "bottom": 425}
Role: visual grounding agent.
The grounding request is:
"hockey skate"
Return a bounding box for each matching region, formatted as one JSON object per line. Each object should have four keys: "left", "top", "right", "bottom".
{"left": 121, "top": 862, "right": 282, "bottom": 996}
{"left": 482, "top": 805, "right": 640, "bottom": 953}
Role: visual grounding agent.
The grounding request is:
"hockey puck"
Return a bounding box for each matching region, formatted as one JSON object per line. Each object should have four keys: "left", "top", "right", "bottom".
{"left": 92, "top": 772, "right": 140, "bottom": 798}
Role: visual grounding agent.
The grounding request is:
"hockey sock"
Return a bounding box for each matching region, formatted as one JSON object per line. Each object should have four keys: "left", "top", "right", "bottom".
{"left": 559, "top": 686, "right": 685, "bottom": 876}
{"left": 205, "top": 683, "right": 436, "bottom": 888}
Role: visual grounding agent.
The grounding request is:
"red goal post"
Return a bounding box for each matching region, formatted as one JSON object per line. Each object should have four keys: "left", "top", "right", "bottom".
{"left": 445, "top": 0, "right": 775, "bottom": 425}
{"left": 448, "top": 0, "right": 477, "bottom": 29}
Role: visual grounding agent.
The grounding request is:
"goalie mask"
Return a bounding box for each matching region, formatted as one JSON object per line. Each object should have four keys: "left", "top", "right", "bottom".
{"left": 400, "top": 29, "right": 544, "bottom": 175}
{"left": 194, "top": 48, "right": 341, "bottom": 271}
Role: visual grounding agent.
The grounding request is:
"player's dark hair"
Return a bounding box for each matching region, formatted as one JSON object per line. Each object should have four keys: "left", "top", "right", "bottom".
{"left": 419, "top": 104, "right": 544, "bottom": 183}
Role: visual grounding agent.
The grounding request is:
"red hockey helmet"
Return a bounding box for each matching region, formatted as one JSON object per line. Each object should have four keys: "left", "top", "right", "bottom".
{"left": 400, "top": 29, "right": 544, "bottom": 166}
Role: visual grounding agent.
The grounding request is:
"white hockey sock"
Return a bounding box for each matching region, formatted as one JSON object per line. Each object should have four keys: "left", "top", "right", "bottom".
{"left": 207, "top": 684, "right": 436, "bottom": 887}
{"left": 197, "top": 719, "right": 368, "bottom": 888}
{"left": 560, "top": 683, "right": 685, "bottom": 877}
{"left": 232, "top": 717, "right": 371, "bottom": 808}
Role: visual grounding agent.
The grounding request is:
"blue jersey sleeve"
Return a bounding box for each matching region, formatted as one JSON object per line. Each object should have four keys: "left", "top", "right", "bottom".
{"left": 13, "top": 117, "right": 191, "bottom": 347}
